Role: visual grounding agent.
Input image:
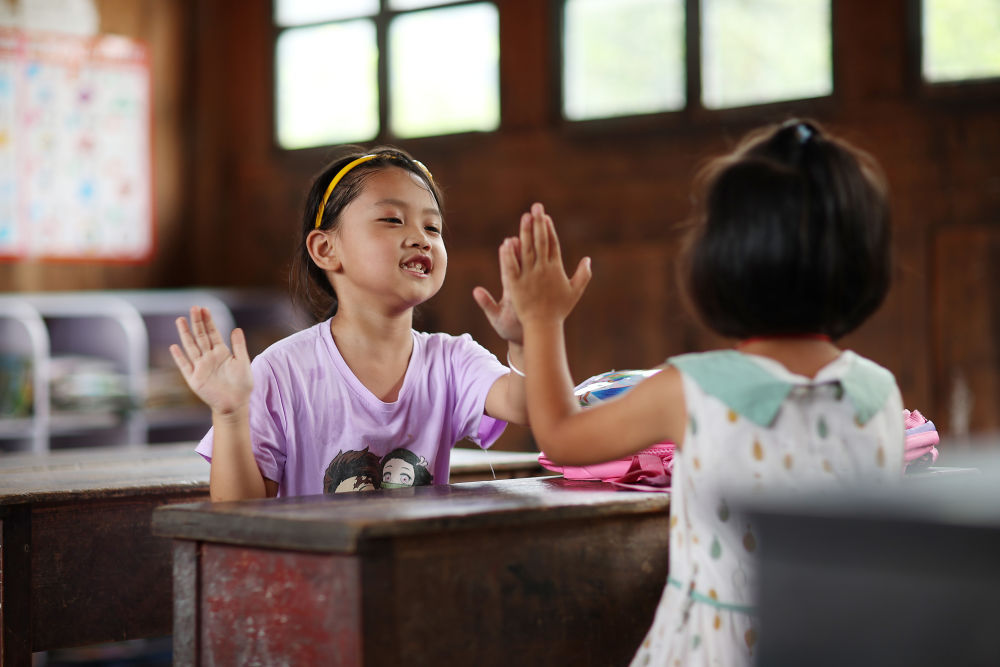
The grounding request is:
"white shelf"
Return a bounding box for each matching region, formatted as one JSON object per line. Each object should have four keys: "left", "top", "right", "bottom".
{"left": 144, "top": 405, "right": 211, "bottom": 428}
{"left": 0, "top": 289, "right": 297, "bottom": 453}
{"left": 48, "top": 410, "right": 123, "bottom": 434}
{"left": 0, "top": 296, "right": 49, "bottom": 452}
{"left": 0, "top": 417, "right": 35, "bottom": 438}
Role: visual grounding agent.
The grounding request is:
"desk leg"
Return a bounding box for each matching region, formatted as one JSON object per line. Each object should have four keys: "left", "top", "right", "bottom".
{"left": 1, "top": 509, "right": 31, "bottom": 667}
{"left": 172, "top": 541, "right": 200, "bottom": 667}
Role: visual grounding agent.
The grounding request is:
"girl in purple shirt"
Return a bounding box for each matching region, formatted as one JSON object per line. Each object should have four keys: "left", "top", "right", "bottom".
{"left": 170, "top": 148, "right": 557, "bottom": 500}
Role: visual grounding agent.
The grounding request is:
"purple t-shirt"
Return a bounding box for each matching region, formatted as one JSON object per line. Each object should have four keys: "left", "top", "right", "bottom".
{"left": 196, "top": 321, "right": 508, "bottom": 497}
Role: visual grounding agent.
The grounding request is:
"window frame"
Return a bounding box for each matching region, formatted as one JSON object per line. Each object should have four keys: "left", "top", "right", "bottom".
{"left": 550, "top": 0, "right": 838, "bottom": 135}
{"left": 906, "top": 0, "right": 1000, "bottom": 103}
{"left": 269, "top": 0, "right": 501, "bottom": 153}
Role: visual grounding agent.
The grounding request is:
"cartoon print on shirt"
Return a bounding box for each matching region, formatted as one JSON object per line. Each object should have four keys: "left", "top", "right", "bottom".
{"left": 380, "top": 448, "right": 433, "bottom": 488}
{"left": 324, "top": 447, "right": 381, "bottom": 493}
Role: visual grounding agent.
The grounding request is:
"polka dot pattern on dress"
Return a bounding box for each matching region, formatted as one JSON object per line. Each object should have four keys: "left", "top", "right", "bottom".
{"left": 717, "top": 499, "right": 730, "bottom": 522}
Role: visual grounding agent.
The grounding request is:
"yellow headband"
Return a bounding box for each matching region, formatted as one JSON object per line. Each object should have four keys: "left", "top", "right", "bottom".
{"left": 314, "top": 153, "right": 434, "bottom": 229}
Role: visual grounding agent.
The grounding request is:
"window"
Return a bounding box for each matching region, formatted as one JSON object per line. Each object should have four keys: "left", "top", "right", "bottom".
{"left": 561, "top": 0, "right": 833, "bottom": 121}
{"left": 273, "top": 1, "right": 499, "bottom": 150}
{"left": 275, "top": 18, "right": 378, "bottom": 149}
{"left": 701, "top": 0, "right": 831, "bottom": 109}
{"left": 388, "top": 4, "right": 499, "bottom": 138}
{"left": 563, "top": 0, "right": 685, "bottom": 121}
{"left": 922, "top": 0, "right": 1000, "bottom": 84}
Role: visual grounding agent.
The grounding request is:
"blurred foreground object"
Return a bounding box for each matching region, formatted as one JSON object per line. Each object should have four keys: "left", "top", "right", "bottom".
{"left": 747, "top": 457, "right": 999, "bottom": 666}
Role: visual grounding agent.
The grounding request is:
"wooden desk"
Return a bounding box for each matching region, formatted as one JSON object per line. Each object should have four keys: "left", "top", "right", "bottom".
{"left": 0, "top": 443, "right": 210, "bottom": 666}
{"left": 449, "top": 446, "right": 545, "bottom": 481}
{"left": 0, "top": 443, "right": 544, "bottom": 665}
{"left": 154, "top": 477, "right": 671, "bottom": 667}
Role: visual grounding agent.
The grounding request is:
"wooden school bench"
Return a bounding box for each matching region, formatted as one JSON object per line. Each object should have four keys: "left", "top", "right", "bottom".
{"left": 153, "top": 476, "right": 671, "bottom": 667}
{"left": 0, "top": 443, "right": 545, "bottom": 665}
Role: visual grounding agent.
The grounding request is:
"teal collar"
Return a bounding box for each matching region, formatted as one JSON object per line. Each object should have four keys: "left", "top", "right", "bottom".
{"left": 669, "top": 350, "right": 895, "bottom": 427}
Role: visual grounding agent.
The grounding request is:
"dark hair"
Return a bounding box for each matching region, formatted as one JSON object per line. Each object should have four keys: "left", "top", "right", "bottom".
{"left": 323, "top": 447, "right": 381, "bottom": 493}
{"left": 290, "top": 146, "right": 445, "bottom": 322}
{"left": 379, "top": 448, "right": 433, "bottom": 486}
{"left": 680, "top": 119, "right": 891, "bottom": 341}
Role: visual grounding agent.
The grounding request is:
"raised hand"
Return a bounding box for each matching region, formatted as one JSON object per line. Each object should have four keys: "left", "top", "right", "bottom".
{"left": 169, "top": 306, "right": 253, "bottom": 415}
{"left": 501, "top": 202, "right": 591, "bottom": 325}
{"left": 473, "top": 236, "right": 524, "bottom": 345}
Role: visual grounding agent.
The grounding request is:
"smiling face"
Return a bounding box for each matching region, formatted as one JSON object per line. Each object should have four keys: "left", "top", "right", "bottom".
{"left": 326, "top": 166, "right": 446, "bottom": 315}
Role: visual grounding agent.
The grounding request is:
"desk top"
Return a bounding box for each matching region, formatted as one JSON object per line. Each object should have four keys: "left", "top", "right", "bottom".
{"left": 0, "top": 442, "right": 208, "bottom": 506}
{"left": 0, "top": 444, "right": 544, "bottom": 506}
{"left": 153, "top": 476, "right": 670, "bottom": 553}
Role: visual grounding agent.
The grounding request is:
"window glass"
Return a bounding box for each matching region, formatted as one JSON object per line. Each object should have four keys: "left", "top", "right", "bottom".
{"left": 701, "top": 0, "right": 832, "bottom": 109}
{"left": 275, "top": 20, "right": 379, "bottom": 149}
{"left": 923, "top": 0, "right": 1000, "bottom": 83}
{"left": 389, "top": 3, "right": 500, "bottom": 138}
{"left": 562, "top": 0, "right": 685, "bottom": 120}
{"left": 273, "top": 0, "right": 378, "bottom": 26}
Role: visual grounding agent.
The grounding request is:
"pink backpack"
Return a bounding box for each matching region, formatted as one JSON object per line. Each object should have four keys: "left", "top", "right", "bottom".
{"left": 538, "top": 370, "right": 674, "bottom": 491}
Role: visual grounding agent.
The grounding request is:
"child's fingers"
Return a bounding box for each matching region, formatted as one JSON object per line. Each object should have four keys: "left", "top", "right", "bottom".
{"left": 499, "top": 237, "right": 521, "bottom": 283}
{"left": 190, "top": 306, "right": 213, "bottom": 350}
{"left": 545, "top": 214, "right": 561, "bottom": 263}
{"left": 531, "top": 204, "right": 549, "bottom": 264}
{"left": 230, "top": 327, "right": 250, "bottom": 364}
{"left": 569, "top": 256, "right": 593, "bottom": 303}
{"left": 519, "top": 212, "right": 535, "bottom": 267}
{"left": 175, "top": 316, "right": 203, "bottom": 360}
{"left": 168, "top": 343, "right": 194, "bottom": 379}
{"left": 508, "top": 236, "right": 522, "bottom": 261}
{"left": 499, "top": 237, "right": 522, "bottom": 282}
{"left": 204, "top": 308, "right": 226, "bottom": 348}
{"left": 472, "top": 286, "right": 500, "bottom": 319}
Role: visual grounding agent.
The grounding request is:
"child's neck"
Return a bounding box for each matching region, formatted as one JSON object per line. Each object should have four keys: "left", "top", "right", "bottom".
{"left": 735, "top": 334, "right": 840, "bottom": 379}
{"left": 330, "top": 307, "right": 415, "bottom": 402}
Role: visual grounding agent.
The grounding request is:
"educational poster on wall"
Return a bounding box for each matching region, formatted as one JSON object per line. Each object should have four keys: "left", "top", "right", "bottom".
{"left": 0, "top": 28, "right": 152, "bottom": 262}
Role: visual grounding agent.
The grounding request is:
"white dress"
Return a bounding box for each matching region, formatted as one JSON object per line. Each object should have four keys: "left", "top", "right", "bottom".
{"left": 630, "top": 350, "right": 904, "bottom": 667}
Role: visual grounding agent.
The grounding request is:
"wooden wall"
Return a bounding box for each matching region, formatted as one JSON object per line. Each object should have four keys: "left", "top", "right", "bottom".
{"left": 5, "top": 0, "right": 1000, "bottom": 451}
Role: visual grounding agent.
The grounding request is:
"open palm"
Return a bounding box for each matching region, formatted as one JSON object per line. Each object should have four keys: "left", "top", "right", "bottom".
{"left": 169, "top": 306, "right": 253, "bottom": 415}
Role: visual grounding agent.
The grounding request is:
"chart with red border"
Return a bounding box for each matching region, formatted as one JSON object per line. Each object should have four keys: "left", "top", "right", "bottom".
{"left": 0, "top": 28, "right": 152, "bottom": 262}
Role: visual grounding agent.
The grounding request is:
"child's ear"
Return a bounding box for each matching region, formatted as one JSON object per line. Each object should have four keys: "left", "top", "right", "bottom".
{"left": 307, "top": 229, "right": 341, "bottom": 271}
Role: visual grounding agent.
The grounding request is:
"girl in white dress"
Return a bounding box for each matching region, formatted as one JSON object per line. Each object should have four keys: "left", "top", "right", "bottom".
{"left": 500, "top": 119, "right": 904, "bottom": 666}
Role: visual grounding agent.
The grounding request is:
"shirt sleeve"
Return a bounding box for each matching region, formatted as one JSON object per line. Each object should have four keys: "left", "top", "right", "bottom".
{"left": 193, "top": 356, "right": 288, "bottom": 484}
{"left": 447, "top": 333, "right": 509, "bottom": 449}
